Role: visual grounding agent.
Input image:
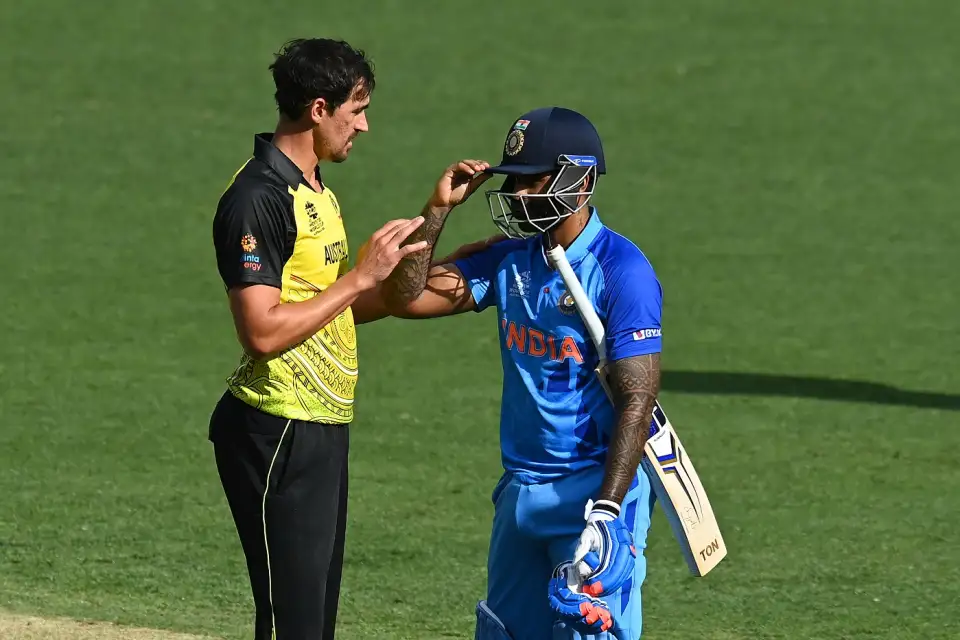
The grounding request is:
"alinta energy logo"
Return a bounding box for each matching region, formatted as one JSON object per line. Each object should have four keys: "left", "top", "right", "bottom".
{"left": 241, "top": 234, "right": 257, "bottom": 253}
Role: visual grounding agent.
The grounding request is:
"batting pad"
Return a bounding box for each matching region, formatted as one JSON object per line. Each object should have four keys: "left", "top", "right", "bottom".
{"left": 476, "top": 601, "right": 514, "bottom": 640}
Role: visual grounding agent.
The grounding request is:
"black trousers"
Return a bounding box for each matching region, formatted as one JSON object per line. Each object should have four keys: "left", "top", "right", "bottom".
{"left": 209, "top": 391, "right": 349, "bottom": 640}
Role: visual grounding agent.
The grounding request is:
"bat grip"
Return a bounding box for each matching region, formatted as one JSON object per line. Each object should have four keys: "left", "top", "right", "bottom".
{"left": 545, "top": 244, "right": 607, "bottom": 362}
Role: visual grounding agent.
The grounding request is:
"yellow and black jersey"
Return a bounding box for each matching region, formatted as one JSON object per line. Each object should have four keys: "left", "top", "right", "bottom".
{"left": 212, "top": 133, "right": 356, "bottom": 424}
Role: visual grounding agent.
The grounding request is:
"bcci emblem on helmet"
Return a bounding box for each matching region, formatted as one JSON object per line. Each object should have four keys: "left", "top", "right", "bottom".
{"left": 505, "top": 129, "right": 524, "bottom": 156}
{"left": 558, "top": 292, "right": 576, "bottom": 315}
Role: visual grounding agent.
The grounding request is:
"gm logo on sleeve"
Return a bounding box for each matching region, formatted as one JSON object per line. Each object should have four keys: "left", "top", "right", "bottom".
{"left": 633, "top": 328, "right": 662, "bottom": 341}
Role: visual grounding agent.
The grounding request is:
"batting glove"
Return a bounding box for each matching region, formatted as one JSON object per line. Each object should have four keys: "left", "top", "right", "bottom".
{"left": 547, "top": 561, "right": 615, "bottom": 635}
{"left": 572, "top": 499, "right": 636, "bottom": 597}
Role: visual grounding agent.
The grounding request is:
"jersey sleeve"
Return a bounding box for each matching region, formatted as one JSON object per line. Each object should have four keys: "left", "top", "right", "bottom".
{"left": 453, "top": 238, "right": 525, "bottom": 312}
{"left": 212, "top": 185, "right": 290, "bottom": 289}
{"left": 601, "top": 253, "right": 663, "bottom": 361}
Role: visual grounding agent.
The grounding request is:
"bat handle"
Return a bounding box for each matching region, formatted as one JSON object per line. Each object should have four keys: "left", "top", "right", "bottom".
{"left": 545, "top": 244, "right": 607, "bottom": 360}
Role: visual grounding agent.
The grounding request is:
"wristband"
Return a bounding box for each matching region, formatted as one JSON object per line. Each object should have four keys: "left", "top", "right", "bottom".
{"left": 585, "top": 498, "right": 621, "bottom": 522}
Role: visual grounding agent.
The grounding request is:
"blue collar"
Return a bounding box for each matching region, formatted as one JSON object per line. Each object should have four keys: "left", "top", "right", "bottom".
{"left": 542, "top": 207, "right": 603, "bottom": 265}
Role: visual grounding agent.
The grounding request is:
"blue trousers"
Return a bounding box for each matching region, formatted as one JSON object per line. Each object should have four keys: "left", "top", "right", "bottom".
{"left": 484, "top": 466, "right": 655, "bottom": 640}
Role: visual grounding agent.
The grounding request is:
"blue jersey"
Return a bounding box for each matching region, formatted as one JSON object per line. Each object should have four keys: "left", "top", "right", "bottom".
{"left": 454, "top": 209, "right": 663, "bottom": 483}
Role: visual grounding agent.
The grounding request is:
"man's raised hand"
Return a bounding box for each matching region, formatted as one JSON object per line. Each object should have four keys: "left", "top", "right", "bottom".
{"left": 428, "top": 159, "right": 492, "bottom": 209}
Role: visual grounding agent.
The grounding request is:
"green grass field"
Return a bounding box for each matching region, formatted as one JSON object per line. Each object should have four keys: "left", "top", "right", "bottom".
{"left": 1, "top": 1, "right": 958, "bottom": 638}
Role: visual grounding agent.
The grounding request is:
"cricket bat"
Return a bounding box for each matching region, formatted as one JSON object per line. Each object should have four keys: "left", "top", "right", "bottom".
{"left": 546, "top": 244, "right": 726, "bottom": 577}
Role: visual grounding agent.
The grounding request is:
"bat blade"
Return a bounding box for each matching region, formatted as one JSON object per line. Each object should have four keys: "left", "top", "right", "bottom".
{"left": 595, "top": 364, "right": 726, "bottom": 577}
{"left": 554, "top": 237, "right": 726, "bottom": 579}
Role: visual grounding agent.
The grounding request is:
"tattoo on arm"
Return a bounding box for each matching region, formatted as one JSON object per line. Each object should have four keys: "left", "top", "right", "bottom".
{"left": 599, "top": 353, "right": 661, "bottom": 505}
{"left": 381, "top": 203, "right": 451, "bottom": 307}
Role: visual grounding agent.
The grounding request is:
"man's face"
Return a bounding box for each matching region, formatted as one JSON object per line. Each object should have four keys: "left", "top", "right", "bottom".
{"left": 503, "top": 172, "right": 555, "bottom": 232}
{"left": 510, "top": 172, "right": 553, "bottom": 196}
{"left": 312, "top": 83, "right": 370, "bottom": 163}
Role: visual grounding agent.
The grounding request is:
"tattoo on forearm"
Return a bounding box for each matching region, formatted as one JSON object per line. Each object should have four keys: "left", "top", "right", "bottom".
{"left": 599, "top": 353, "right": 661, "bottom": 505}
{"left": 382, "top": 203, "right": 450, "bottom": 307}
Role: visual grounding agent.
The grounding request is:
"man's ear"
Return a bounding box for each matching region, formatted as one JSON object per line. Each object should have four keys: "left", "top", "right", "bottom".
{"left": 581, "top": 171, "right": 593, "bottom": 191}
{"left": 308, "top": 98, "right": 329, "bottom": 124}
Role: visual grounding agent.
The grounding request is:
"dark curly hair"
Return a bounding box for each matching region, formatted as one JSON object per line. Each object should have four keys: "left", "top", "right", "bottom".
{"left": 269, "top": 38, "right": 375, "bottom": 120}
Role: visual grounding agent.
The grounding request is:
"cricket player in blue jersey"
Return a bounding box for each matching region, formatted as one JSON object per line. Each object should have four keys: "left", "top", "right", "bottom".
{"left": 380, "top": 107, "right": 662, "bottom": 640}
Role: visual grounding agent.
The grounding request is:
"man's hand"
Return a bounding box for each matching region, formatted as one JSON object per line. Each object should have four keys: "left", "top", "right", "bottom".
{"left": 380, "top": 160, "right": 489, "bottom": 310}
{"left": 353, "top": 218, "right": 429, "bottom": 290}
{"left": 428, "top": 159, "right": 492, "bottom": 209}
{"left": 572, "top": 500, "right": 637, "bottom": 597}
{"left": 547, "top": 562, "right": 615, "bottom": 635}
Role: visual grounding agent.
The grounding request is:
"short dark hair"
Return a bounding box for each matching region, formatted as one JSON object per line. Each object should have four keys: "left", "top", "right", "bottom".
{"left": 269, "top": 38, "right": 375, "bottom": 120}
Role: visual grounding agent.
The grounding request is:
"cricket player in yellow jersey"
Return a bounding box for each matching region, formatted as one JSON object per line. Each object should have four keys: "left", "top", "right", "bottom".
{"left": 208, "top": 38, "right": 430, "bottom": 640}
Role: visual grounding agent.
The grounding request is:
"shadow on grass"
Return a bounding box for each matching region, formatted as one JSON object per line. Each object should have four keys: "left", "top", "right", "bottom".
{"left": 662, "top": 371, "right": 960, "bottom": 411}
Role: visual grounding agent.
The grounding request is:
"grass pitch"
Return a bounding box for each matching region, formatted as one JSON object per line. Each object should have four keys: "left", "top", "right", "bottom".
{"left": 0, "top": 612, "right": 217, "bottom": 640}
{"left": 1, "top": 1, "right": 958, "bottom": 638}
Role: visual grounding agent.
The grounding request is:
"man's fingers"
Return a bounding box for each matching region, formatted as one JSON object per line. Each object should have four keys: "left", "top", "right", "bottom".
{"left": 597, "top": 609, "right": 613, "bottom": 632}
{"left": 468, "top": 172, "right": 493, "bottom": 188}
{"left": 384, "top": 216, "right": 425, "bottom": 248}
{"left": 375, "top": 219, "right": 409, "bottom": 235}
{"left": 398, "top": 241, "right": 429, "bottom": 257}
{"left": 456, "top": 159, "right": 490, "bottom": 176}
{"left": 371, "top": 219, "right": 412, "bottom": 243}
{"left": 394, "top": 216, "right": 426, "bottom": 242}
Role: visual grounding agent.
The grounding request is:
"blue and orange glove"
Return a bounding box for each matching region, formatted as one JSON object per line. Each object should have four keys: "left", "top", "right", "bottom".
{"left": 572, "top": 499, "right": 637, "bottom": 597}
{"left": 547, "top": 561, "right": 615, "bottom": 635}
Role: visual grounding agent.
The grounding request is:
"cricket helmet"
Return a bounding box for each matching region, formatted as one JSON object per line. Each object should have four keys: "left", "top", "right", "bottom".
{"left": 484, "top": 106, "right": 605, "bottom": 239}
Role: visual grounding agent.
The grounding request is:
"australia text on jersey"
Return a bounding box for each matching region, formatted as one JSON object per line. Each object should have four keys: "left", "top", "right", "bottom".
{"left": 324, "top": 240, "right": 348, "bottom": 265}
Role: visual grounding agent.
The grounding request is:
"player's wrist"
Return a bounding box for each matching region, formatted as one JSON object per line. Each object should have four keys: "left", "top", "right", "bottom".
{"left": 343, "top": 268, "right": 377, "bottom": 293}
{"left": 585, "top": 498, "right": 621, "bottom": 523}
{"left": 424, "top": 199, "right": 455, "bottom": 215}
